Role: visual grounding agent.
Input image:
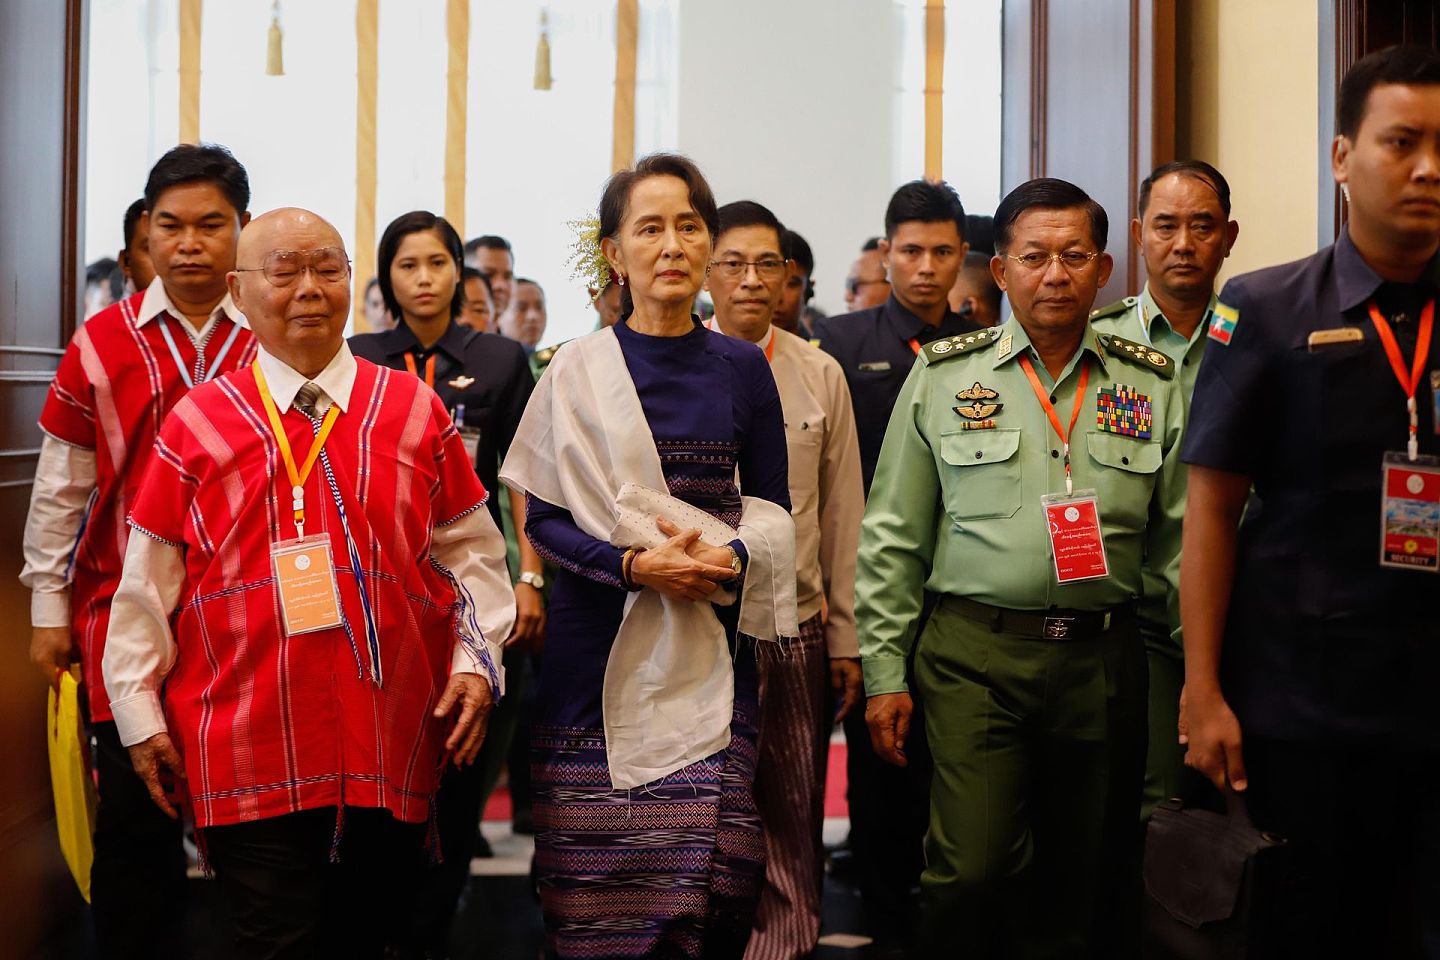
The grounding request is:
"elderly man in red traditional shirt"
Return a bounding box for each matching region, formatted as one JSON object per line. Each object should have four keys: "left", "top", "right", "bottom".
{"left": 104, "top": 207, "right": 514, "bottom": 959}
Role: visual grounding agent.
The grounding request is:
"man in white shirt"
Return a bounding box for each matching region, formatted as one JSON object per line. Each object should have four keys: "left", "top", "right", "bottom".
{"left": 21, "top": 143, "right": 255, "bottom": 960}
{"left": 706, "top": 200, "right": 865, "bottom": 960}
{"left": 103, "top": 207, "right": 514, "bottom": 958}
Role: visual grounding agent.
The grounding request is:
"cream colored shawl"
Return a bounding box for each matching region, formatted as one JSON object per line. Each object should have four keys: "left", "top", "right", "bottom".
{"left": 499, "top": 326, "right": 797, "bottom": 790}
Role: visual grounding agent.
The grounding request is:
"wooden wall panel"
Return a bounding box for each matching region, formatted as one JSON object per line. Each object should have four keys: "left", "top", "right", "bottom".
{"left": 0, "top": 0, "right": 88, "bottom": 953}
{"left": 1001, "top": 0, "right": 1175, "bottom": 305}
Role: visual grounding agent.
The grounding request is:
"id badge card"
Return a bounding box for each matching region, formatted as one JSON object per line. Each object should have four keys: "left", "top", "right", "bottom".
{"left": 459, "top": 426, "right": 481, "bottom": 463}
{"left": 1042, "top": 490, "right": 1111, "bottom": 584}
{"left": 1380, "top": 451, "right": 1440, "bottom": 572}
{"left": 270, "top": 534, "right": 344, "bottom": 635}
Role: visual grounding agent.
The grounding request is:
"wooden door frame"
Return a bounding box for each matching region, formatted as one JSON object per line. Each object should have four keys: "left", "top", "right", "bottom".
{"left": 1001, "top": 0, "right": 1175, "bottom": 297}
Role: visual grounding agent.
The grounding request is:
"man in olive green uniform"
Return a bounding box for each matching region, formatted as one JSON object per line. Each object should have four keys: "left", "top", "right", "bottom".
{"left": 1089, "top": 160, "right": 1239, "bottom": 818}
{"left": 858, "top": 178, "right": 1188, "bottom": 957}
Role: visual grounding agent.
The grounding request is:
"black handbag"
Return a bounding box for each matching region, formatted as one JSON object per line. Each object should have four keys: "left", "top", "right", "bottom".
{"left": 1142, "top": 788, "right": 1292, "bottom": 959}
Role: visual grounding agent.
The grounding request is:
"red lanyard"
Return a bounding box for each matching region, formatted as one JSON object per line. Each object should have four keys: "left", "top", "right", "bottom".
{"left": 907, "top": 337, "right": 921, "bottom": 356}
{"left": 1367, "top": 299, "right": 1433, "bottom": 461}
{"left": 1018, "top": 354, "right": 1091, "bottom": 496}
{"left": 403, "top": 352, "right": 436, "bottom": 389}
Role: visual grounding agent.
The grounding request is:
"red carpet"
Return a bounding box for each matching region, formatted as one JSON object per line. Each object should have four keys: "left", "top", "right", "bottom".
{"left": 485, "top": 740, "right": 851, "bottom": 822}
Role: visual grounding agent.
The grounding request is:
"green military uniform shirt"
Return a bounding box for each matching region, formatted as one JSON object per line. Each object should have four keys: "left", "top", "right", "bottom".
{"left": 1089, "top": 284, "right": 1213, "bottom": 403}
{"left": 1088, "top": 285, "right": 1211, "bottom": 640}
{"left": 856, "top": 318, "right": 1189, "bottom": 697}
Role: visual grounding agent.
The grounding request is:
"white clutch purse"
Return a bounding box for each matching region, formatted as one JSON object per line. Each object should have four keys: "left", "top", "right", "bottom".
{"left": 608, "top": 482, "right": 739, "bottom": 603}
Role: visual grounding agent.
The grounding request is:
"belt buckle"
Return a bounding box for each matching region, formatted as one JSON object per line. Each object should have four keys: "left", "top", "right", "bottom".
{"left": 1043, "top": 616, "right": 1074, "bottom": 639}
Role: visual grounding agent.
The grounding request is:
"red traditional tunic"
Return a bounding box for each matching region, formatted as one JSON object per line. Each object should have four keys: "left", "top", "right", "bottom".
{"left": 124, "top": 358, "right": 497, "bottom": 829}
{"left": 38, "top": 289, "right": 256, "bottom": 720}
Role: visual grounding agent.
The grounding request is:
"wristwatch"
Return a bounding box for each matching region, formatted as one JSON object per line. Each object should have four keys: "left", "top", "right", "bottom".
{"left": 726, "top": 546, "right": 743, "bottom": 577}
{"left": 518, "top": 570, "right": 546, "bottom": 590}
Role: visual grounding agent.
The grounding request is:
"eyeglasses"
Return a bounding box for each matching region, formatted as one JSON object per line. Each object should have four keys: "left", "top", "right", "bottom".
{"left": 710, "top": 258, "right": 787, "bottom": 281}
{"left": 234, "top": 247, "right": 352, "bottom": 288}
{"left": 1005, "top": 251, "right": 1101, "bottom": 273}
{"left": 845, "top": 277, "right": 889, "bottom": 296}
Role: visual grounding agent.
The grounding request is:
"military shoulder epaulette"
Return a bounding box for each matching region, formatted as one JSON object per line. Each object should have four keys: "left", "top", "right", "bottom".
{"left": 921, "top": 327, "right": 1002, "bottom": 364}
{"left": 533, "top": 340, "right": 570, "bottom": 366}
{"left": 1089, "top": 296, "right": 1137, "bottom": 321}
{"left": 1097, "top": 333, "right": 1176, "bottom": 380}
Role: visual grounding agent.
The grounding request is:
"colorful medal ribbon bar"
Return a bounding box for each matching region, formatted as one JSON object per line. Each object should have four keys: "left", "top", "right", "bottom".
{"left": 403, "top": 352, "right": 436, "bottom": 389}
{"left": 253, "top": 365, "right": 341, "bottom": 538}
{"left": 1019, "top": 354, "right": 1091, "bottom": 496}
{"left": 1367, "top": 298, "right": 1434, "bottom": 462}
{"left": 908, "top": 337, "right": 921, "bottom": 356}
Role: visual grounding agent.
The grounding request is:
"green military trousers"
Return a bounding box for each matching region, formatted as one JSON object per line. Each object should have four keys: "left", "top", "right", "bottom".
{"left": 1142, "top": 633, "right": 1187, "bottom": 821}
{"left": 914, "top": 597, "right": 1147, "bottom": 959}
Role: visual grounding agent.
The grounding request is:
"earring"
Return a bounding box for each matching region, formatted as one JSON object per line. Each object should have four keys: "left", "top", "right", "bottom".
{"left": 1340, "top": 183, "right": 1351, "bottom": 203}
{"left": 617, "top": 274, "right": 626, "bottom": 287}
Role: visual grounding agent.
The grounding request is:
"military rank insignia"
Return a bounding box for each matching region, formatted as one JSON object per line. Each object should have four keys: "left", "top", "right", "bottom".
{"left": 1208, "top": 302, "right": 1239, "bottom": 345}
{"left": 1096, "top": 384, "right": 1152, "bottom": 439}
{"left": 954, "top": 381, "right": 1002, "bottom": 428}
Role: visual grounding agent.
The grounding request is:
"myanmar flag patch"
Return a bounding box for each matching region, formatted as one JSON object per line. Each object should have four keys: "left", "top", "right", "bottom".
{"left": 1208, "top": 302, "right": 1239, "bottom": 345}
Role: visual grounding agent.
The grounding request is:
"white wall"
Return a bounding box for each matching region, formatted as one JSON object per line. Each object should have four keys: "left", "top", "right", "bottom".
{"left": 84, "top": 0, "right": 1003, "bottom": 336}
{"left": 673, "top": 0, "right": 1001, "bottom": 314}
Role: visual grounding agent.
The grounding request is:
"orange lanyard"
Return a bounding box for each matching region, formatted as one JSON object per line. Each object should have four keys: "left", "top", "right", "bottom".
{"left": 763, "top": 330, "right": 776, "bottom": 363}
{"left": 1018, "top": 354, "right": 1091, "bottom": 496}
{"left": 1367, "top": 299, "right": 1434, "bottom": 462}
{"left": 254, "top": 366, "right": 342, "bottom": 538}
{"left": 907, "top": 337, "right": 921, "bottom": 356}
{"left": 403, "top": 352, "right": 436, "bottom": 389}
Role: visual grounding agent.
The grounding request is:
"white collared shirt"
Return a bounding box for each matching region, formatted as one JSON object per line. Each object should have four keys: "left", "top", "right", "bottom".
{"left": 136, "top": 277, "right": 248, "bottom": 342}
{"left": 21, "top": 281, "right": 249, "bottom": 627}
{"left": 253, "top": 342, "right": 358, "bottom": 415}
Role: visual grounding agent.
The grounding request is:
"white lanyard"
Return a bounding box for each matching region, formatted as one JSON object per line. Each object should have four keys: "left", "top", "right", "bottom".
{"left": 159, "top": 313, "right": 242, "bottom": 389}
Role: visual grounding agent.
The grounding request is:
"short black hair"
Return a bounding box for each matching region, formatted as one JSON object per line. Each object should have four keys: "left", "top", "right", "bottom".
{"left": 365, "top": 276, "right": 381, "bottom": 296}
{"left": 123, "top": 198, "right": 146, "bottom": 248}
{"left": 961, "top": 250, "right": 1003, "bottom": 315}
{"left": 861, "top": 236, "right": 883, "bottom": 252}
{"left": 1138, "top": 160, "right": 1232, "bottom": 218}
{"left": 376, "top": 210, "right": 465, "bottom": 321}
{"left": 515, "top": 277, "right": 544, "bottom": 296}
{"left": 1338, "top": 44, "right": 1440, "bottom": 139}
{"left": 993, "top": 178, "right": 1108, "bottom": 254}
{"left": 143, "top": 142, "right": 249, "bottom": 216}
{"left": 86, "top": 257, "right": 118, "bottom": 284}
{"left": 964, "top": 215, "right": 994, "bottom": 257}
{"left": 460, "top": 266, "right": 493, "bottom": 298}
{"left": 464, "top": 235, "right": 513, "bottom": 259}
{"left": 716, "top": 200, "right": 785, "bottom": 249}
{"left": 782, "top": 229, "right": 814, "bottom": 276}
{"left": 884, "top": 180, "right": 966, "bottom": 241}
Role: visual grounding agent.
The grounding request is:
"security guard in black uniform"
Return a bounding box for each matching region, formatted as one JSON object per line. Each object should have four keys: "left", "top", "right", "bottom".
{"left": 812, "top": 179, "right": 979, "bottom": 942}
{"left": 1180, "top": 46, "right": 1440, "bottom": 958}
{"left": 349, "top": 210, "right": 541, "bottom": 957}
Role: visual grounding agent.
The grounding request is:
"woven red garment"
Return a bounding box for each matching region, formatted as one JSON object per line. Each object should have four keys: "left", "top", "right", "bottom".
{"left": 39, "top": 290, "right": 257, "bottom": 721}
{"left": 127, "top": 359, "right": 489, "bottom": 828}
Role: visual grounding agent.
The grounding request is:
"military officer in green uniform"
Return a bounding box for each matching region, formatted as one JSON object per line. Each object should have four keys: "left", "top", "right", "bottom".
{"left": 1088, "top": 160, "right": 1239, "bottom": 818}
{"left": 858, "top": 178, "right": 1188, "bottom": 957}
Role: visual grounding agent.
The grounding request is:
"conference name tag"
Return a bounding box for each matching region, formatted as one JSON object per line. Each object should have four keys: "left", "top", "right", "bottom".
{"left": 270, "top": 534, "right": 344, "bottom": 635}
{"left": 1042, "top": 490, "right": 1110, "bottom": 583}
{"left": 1380, "top": 452, "right": 1440, "bottom": 573}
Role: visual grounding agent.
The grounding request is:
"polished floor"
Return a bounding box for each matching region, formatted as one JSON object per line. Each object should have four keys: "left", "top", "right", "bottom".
{"left": 43, "top": 817, "right": 899, "bottom": 960}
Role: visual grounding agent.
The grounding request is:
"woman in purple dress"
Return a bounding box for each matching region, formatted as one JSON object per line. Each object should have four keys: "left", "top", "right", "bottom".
{"left": 500, "top": 154, "right": 792, "bottom": 959}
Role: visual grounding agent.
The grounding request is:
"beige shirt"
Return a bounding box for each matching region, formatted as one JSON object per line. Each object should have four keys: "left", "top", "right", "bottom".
{"left": 766, "top": 327, "right": 865, "bottom": 658}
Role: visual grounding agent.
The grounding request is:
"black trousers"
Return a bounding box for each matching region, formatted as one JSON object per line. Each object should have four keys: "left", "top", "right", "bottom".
{"left": 91, "top": 719, "right": 189, "bottom": 960}
{"left": 205, "top": 806, "right": 427, "bottom": 960}
{"left": 402, "top": 759, "right": 485, "bottom": 956}
{"left": 1243, "top": 737, "right": 1440, "bottom": 960}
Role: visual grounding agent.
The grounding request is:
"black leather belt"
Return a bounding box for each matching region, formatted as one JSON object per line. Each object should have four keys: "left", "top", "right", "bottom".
{"left": 945, "top": 595, "right": 1135, "bottom": 640}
